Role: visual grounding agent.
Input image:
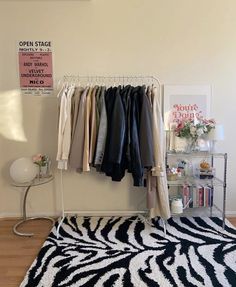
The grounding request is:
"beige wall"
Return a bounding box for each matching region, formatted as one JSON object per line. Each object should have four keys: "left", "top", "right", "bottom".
{"left": 0, "top": 0, "right": 236, "bottom": 217}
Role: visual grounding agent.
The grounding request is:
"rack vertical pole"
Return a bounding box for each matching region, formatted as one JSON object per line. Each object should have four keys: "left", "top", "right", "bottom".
{"left": 56, "top": 169, "right": 65, "bottom": 238}
{"left": 222, "top": 153, "right": 227, "bottom": 229}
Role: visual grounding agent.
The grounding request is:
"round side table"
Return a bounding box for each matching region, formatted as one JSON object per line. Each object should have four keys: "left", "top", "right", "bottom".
{"left": 12, "top": 176, "right": 55, "bottom": 237}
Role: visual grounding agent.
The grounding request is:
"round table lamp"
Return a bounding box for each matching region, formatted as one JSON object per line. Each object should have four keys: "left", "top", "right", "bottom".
{"left": 10, "top": 157, "right": 38, "bottom": 183}
{"left": 208, "top": 124, "right": 224, "bottom": 153}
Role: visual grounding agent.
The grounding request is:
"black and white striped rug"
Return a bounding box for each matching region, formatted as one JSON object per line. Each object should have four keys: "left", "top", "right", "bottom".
{"left": 20, "top": 216, "right": 236, "bottom": 287}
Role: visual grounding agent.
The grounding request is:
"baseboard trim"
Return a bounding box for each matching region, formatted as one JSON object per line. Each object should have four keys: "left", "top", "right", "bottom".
{"left": 225, "top": 211, "right": 236, "bottom": 217}
{"left": 0, "top": 211, "right": 61, "bottom": 219}
{"left": 1, "top": 211, "right": 236, "bottom": 219}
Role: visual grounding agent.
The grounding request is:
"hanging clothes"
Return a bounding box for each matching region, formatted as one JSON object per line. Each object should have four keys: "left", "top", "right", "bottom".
{"left": 129, "top": 86, "right": 144, "bottom": 186}
{"left": 56, "top": 81, "right": 170, "bottom": 220}
{"left": 128, "top": 86, "right": 154, "bottom": 186}
{"left": 71, "top": 87, "right": 83, "bottom": 139}
{"left": 139, "top": 85, "right": 154, "bottom": 168}
{"left": 69, "top": 87, "right": 88, "bottom": 171}
{"left": 108, "top": 86, "right": 127, "bottom": 182}
{"left": 89, "top": 86, "right": 99, "bottom": 164}
{"left": 83, "top": 87, "right": 93, "bottom": 172}
{"left": 101, "top": 87, "right": 118, "bottom": 176}
{"left": 121, "top": 85, "right": 132, "bottom": 172}
{"left": 148, "top": 86, "right": 171, "bottom": 219}
{"left": 56, "top": 84, "right": 75, "bottom": 170}
{"left": 96, "top": 85, "right": 153, "bottom": 185}
{"left": 94, "top": 87, "right": 107, "bottom": 170}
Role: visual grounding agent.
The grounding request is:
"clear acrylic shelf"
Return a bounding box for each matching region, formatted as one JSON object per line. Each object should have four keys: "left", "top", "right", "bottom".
{"left": 167, "top": 176, "right": 224, "bottom": 187}
{"left": 170, "top": 205, "right": 222, "bottom": 217}
{"left": 166, "top": 151, "right": 226, "bottom": 158}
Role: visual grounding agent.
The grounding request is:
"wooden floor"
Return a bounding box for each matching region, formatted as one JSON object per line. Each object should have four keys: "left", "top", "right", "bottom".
{"left": 228, "top": 217, "right": 236, "bottom": 226}
{"left": 0, "top": 219, "right": 54, "bottom": 287}
{"left": 0, "top": 217, "right": 236, "bottom": 287}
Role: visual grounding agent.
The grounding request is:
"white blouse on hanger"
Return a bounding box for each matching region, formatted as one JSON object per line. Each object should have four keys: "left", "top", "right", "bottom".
{"left": 56, "top": 84, "right": 75, "bottom": 170}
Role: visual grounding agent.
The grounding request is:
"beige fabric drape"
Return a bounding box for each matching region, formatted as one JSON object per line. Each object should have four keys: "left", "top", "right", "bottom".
{"left": 83, "top": 87, "right": 93, "bottom": 171}
{"left": 148, "top": 86, "right": 171, "bottom": 219}
{"left": 69, "top": 87, "right": 88, "bottom": 171}
{"left": 71, "top": 87, "right": 84, "bottom": 140}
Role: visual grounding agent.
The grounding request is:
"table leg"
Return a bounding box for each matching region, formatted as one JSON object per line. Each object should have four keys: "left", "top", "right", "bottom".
{"left": 13, "top": 185, "right": 55, "bottom": 237}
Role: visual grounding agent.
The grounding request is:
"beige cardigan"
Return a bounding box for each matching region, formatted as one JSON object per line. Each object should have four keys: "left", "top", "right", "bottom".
{"left": 83, "top": 87, "right": 93, "bottom": 172}
{"left": 148, "top": 86, "right": 171, "bottom": 220}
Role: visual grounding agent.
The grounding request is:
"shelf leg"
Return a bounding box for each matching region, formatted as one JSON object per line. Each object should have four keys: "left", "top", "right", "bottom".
{"left": 210, "top": 194, "right": 213, "bottom": 217}
{"left": 56, "top": 216, "right": 65, "bottom": 239}
{"left": 222, "top": 153, "right": 228, "bottom": 230}
{"left": 160, "top": 218, "right": 167, "bottom": 237}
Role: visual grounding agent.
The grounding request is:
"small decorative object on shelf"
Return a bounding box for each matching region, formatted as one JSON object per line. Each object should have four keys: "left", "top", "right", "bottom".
{"left": 170, "top": 196, "right": 192, "bottom": 214}
{"left": 200, "top": 160, "right": 210, "bottom": 170}
{"left": 32, "top": 153, "right": 51, "bottom": 178}
{"left": 166, "top": 166, "right": 180, "bottom": 181}
{"left": 176, "top": 159, "right": 186, "bottom": 176}
{"left": 196, "top": 160, "right": 215, "bottom": 179}
{"left": 174, "top": 117, "right": 215, "bottom": 153}
{"left": 171, "top": 197, "right": 183, "bottom": 214}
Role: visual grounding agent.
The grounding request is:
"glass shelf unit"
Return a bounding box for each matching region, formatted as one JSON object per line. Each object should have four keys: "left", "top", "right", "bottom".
{"left": 166, "top": 151, "right": 228, "bottom": 229}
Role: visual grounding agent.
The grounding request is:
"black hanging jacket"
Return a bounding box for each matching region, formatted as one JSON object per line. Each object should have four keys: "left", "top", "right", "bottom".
{"left": 129, "top": 86, "right": 154, "bottom": 186}
{"left": 101, "top": 85, "right": 154, "bottom": 186}
{"left": 101, "top": 86, "right": 127, "bottom": 181}
{"left": 129, "top": 86, "right": 143, "bottom": 186}
{"left": 139, "top": 85, "right": 154, "bottom": 168}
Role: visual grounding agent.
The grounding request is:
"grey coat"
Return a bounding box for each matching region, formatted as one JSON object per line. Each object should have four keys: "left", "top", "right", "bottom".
{"left": 94, "top": 87, "right": 107, "bottom": 169}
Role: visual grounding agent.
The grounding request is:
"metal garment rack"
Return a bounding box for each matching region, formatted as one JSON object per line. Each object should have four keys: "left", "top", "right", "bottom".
{"left": 56, "top": 75, "right": 166, "bottom": 238}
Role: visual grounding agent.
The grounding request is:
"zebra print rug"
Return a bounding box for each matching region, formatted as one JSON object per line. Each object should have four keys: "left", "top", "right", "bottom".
{"left": 20, "top": 216, "right": 236, "bottom": 287}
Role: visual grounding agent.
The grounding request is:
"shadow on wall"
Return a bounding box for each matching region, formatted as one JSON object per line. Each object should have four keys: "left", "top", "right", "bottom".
{"left": 0, "top": 89, "right": 58, "bottom": 214}
{"left": 39, "top": 96, "right": 58, "bottom": 159}
{"left": 20, "top": 93, "right": 58, "bottom": 214}
{"left": 31, "top": 94, "right": 58, "bottom": 214}
{"left": 0, "top": 89, "right": 28, "bottom": 184}
{"left": 0, "top": 89, "right": 27, "bottom": 142}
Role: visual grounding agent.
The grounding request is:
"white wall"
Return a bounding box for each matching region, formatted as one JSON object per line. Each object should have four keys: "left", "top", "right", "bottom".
{"left": 0, "top": 0, "right": 236, "bottom": 217}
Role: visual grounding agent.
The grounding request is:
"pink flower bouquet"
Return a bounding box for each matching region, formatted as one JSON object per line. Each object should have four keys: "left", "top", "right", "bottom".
{"left": 175, "top": 118, "right": 215, "bottom": 141}
{"left": 32, "top": 154, "right": 49, "bottom": 167}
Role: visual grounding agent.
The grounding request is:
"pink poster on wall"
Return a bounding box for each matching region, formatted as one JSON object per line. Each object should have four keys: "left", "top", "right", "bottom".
{"left": 18, "top": 41, "right": 53, "bottom": 95}
{"left": 163, "top": 85, "right": 212, "bottom": 151}
{"left": 164, "top": 85, "right": 211, "bottom": 130}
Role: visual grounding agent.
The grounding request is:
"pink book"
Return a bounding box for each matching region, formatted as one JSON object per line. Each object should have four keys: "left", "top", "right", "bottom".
{"left": 198, "top": 186, "right": 204, "bottom": 207}
{"left": 183, "top": 185, "right": 189, "bottom": 206}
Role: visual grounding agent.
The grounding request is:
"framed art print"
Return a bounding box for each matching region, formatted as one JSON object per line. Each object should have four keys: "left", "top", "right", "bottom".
{"left": 164, "top": 85, "right": 212, "bottom": 151}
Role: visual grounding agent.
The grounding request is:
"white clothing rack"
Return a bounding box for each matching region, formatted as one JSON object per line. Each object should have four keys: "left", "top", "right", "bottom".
{"left": 56, "top": 75, "right": 166, "bottom": 238}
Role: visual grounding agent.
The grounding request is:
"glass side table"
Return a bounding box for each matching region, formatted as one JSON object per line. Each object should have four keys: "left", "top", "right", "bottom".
{"left": 12, "top": 175, "right": 55, "bottom": 237}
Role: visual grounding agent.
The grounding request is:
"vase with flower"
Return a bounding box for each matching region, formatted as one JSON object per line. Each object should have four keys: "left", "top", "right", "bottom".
{"left": 32, "top": 154, "right": 50, "bottom": 178}
{"left": 174, "top": 117, "right": 215, "bottom": 153}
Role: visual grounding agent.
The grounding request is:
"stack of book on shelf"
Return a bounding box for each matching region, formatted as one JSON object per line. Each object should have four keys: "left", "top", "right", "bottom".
{"left": 181, "top": 185, "right": 213, "bottom": 208}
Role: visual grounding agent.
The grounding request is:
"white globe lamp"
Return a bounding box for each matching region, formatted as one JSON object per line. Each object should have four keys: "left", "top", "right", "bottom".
{"left": 10, "top": 157, "right": 38, "bottom": 183}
